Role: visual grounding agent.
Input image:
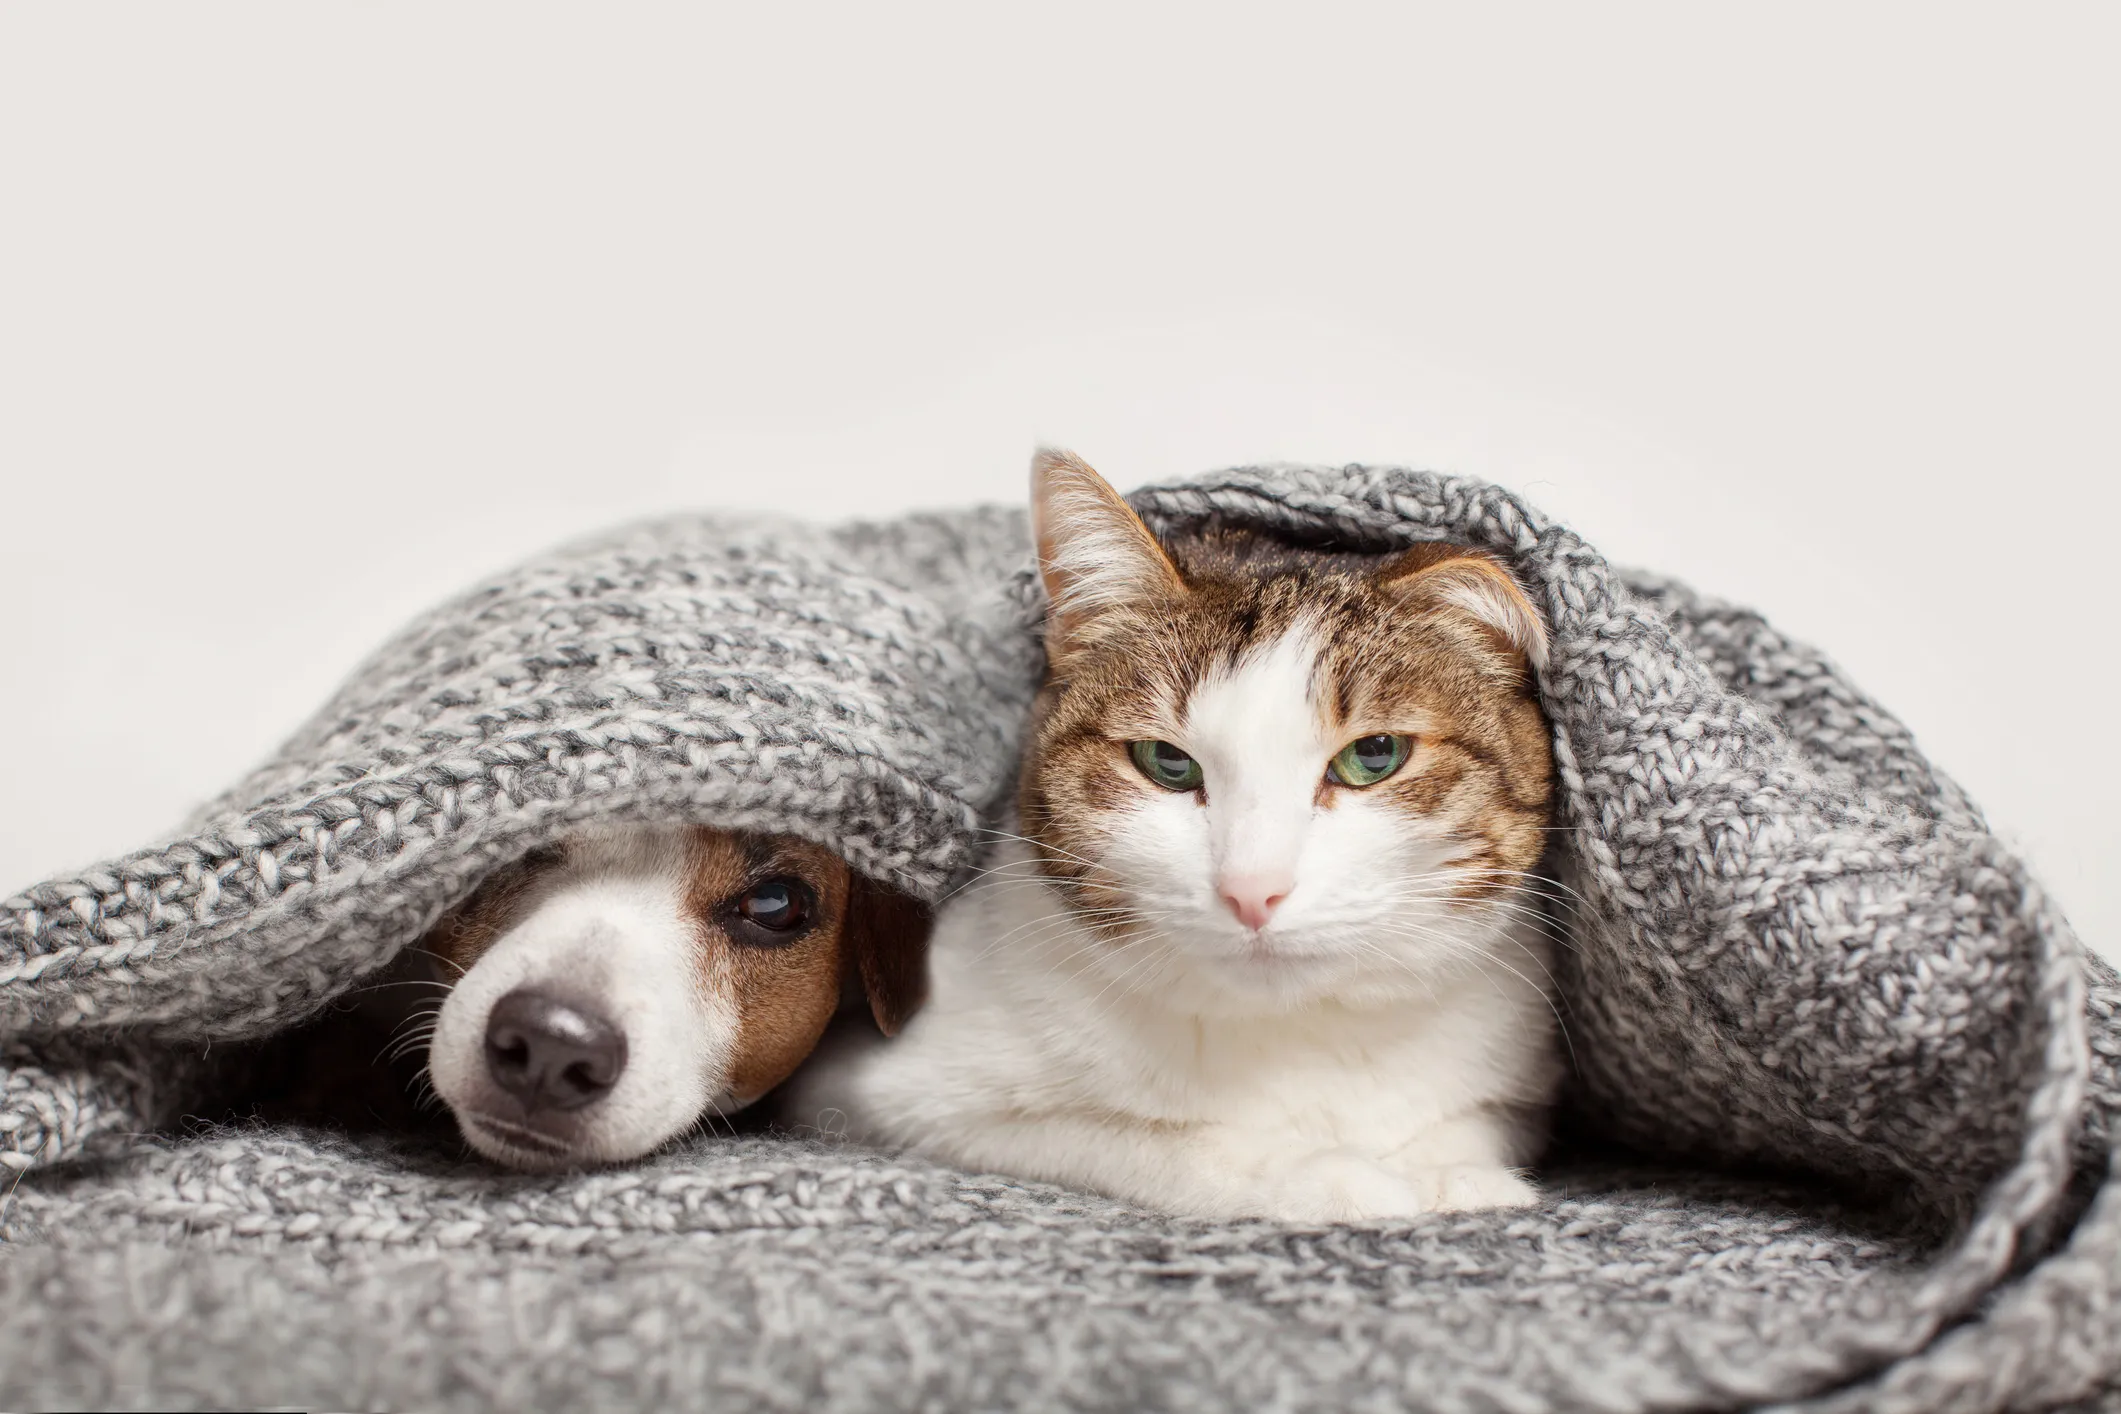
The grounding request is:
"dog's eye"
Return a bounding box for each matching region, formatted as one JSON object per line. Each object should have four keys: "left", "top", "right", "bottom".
{"left": 729, "top": 876, "right": 817, "bottom": 944}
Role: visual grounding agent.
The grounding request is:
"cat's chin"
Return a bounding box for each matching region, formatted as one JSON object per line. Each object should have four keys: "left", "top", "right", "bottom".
{"left": 1132, "top": 939, "right": 1424, "bottom": 1016}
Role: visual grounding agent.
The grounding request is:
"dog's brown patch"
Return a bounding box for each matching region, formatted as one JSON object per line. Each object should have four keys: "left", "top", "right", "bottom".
{"left": 419, "top": 846, "right": 568, "bottom": 979}
{"left": 686, "top": 831, "right": 851, "bottom": 1105}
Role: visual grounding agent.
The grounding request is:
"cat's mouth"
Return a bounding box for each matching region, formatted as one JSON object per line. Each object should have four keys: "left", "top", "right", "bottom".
{"left": 1197, "top": 933, "right": 1348, "bottom": 978}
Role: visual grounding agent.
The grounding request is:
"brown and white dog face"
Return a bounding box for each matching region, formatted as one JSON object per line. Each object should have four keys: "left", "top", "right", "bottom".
{"left": 415, "top": 826, "right": 927, "bottom": 1171}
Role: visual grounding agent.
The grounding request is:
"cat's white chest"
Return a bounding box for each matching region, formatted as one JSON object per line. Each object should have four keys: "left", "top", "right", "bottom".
{"left": 934, "top": 863, "right": 1535, "bottom": 1136}
{"left": 793, "top": 839, "right": 1562, "bottom": 1220}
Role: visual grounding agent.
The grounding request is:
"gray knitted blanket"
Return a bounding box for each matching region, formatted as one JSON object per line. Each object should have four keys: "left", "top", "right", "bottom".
{"left": 3, "top": 466, "right": 2115, "bottom": 1414}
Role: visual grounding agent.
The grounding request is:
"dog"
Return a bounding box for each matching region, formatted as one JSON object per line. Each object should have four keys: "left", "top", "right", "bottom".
{"left": 235, "top": 825, "right": 929, "bottom": 1171}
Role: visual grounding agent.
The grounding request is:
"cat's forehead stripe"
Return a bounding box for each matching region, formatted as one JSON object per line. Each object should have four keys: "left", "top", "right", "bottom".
{"left": 1182, "top": 618, "right": 1329, "bottom": 753}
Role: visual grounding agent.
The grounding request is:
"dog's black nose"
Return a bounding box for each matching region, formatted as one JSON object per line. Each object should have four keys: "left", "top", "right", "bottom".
{"left": 483, "top": 989, "right": 628, "bottom": 1112}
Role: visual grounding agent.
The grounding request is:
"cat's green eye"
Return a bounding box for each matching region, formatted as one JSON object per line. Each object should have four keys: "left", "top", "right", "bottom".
{"left": 1327, "top": 734, "right": 1412, "bottom": 788}
{"left": 1130, "top": 740, "right": 1205, "bottom": 792}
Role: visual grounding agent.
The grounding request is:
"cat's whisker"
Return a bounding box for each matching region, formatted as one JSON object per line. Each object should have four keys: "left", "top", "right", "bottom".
{"left": 952, "top": 872, "right": 1153, "bottom": 920}
{"left": 1456, "top": 948, "right": 1581, "bottom": 1074}
{"left": 1038, "top": 903, "right": 1180, "bottom": 967}
{"left": 1452, "top": 869, "right": 1588, "bottom": 905}
{"left": 942, "top": 858, "right": 1070, "bottom": 903}
{"left": 948, "top": 873, "right": 1063, "bottom": 908}
{"left": 1378, "top": 901, "right": 1578, "bottom": 946}
{"left": 1384, "top": 879, "right": 1586, "bottom": 940}
{"left": 1394, "top": 864, "right": 1583, "bottom": 900}
{"left": 1075, "top": 936, "right": 1184, "bottom": 1026}
{"left": 971, "top": 916, "right": 1094, "bottom": 964}
{"left": 1353, "top": 919, "right": 1578, "bottom": 1052}
{"left": 972, "top": 826, "right": 1106, "bottom": 874}
{"left": 967, "top": 903, "right": 1153, "bottom": 945}
{"left": 1037, "top": 913, "right": 1181, "bottom": 979}
{"left": 1335, "top": 934, "right": 1447, "bottom": 1007}
{"left": 968, "top": 901, "right": 1167, "bottom": 963}
{"left": 1388, "top": 876, "right": 1577, "bottom": 909}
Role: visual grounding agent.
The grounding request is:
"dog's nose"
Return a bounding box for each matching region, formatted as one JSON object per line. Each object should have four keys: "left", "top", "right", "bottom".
{"left": 483, "top": 988, "right": 628, "bottom": 1112}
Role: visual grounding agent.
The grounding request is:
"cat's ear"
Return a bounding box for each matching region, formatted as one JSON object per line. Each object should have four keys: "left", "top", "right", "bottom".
{"left": 1379, "top": 545, "right": 1548, "bottom": 673}
{"left": 1031, "top": 448, "right": 1187, "bottom": 654}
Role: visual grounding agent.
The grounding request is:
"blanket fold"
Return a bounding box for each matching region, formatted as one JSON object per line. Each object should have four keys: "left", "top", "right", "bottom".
{"left": 3, "top": 465, "right": 2113, "bottom": 1414}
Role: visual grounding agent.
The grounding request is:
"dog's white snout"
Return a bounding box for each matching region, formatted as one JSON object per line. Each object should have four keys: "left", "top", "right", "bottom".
{"left": 428, "top": 873, "right": 736, "bottom": 1168}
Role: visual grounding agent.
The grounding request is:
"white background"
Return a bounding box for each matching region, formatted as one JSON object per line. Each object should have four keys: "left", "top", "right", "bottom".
{"left": 1, "top": 7, "right": 2113, "bottom": 960}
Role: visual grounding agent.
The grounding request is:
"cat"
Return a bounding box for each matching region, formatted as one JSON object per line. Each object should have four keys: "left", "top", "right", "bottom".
{"left": 784, "top": 451, "right": 1563, "bottom": 1221}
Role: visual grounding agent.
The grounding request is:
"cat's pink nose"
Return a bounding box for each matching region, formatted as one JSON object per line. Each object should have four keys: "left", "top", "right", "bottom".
{"left": 1219, "top": 875, "right": 1291, "bottom": 931}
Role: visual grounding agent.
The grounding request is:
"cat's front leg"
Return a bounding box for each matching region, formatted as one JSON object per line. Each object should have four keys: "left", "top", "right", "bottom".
{"left": 922, "top": 1112, "right": 1456, "bottom": 1223}
{"left": 1376, "top": 1109, "right": 1543, "bottom": 1212}
{"left": 1214, "top": 1140, "right": 1455, "bottom": 1222}
{"left": 1196, "top": 1120, "right": 1547, "bottom": 1219}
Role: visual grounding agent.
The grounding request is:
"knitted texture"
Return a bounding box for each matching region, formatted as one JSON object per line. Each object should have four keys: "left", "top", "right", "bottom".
{"left": 2, "top": 466, "right": 2114, "bottom": 1413}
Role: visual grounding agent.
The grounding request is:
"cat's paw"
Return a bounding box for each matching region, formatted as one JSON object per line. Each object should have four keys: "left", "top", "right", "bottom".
{"left": 1233, "top": 1149, "right": 1437, "bottom": 1222}
{"left": 1401, "top": 1163, "right": 1539, "bottom": 1212}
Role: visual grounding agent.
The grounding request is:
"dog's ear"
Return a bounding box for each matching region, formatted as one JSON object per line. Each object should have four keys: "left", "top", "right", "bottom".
{"left": 843, "top": 872, "right": 933, "bottom": 1037}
